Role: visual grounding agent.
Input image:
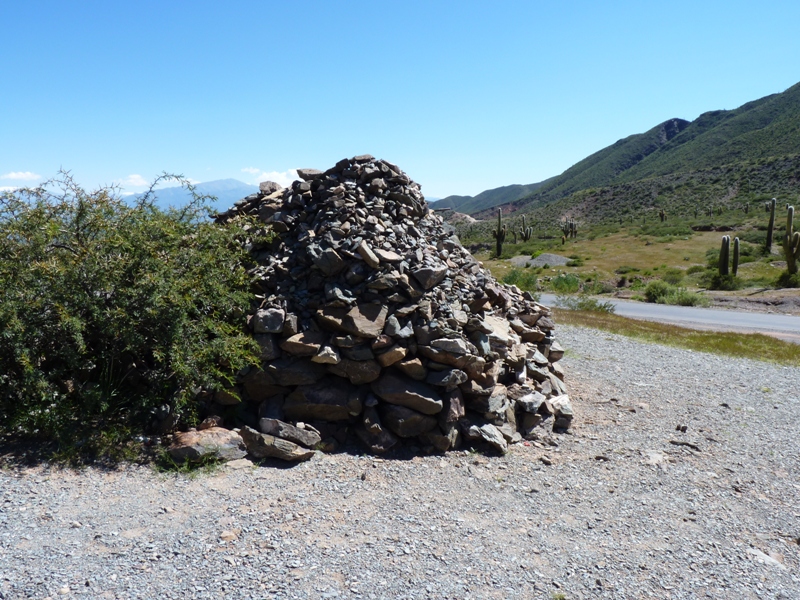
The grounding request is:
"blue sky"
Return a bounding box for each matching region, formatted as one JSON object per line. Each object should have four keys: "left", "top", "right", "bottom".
{"left": 2, "top": 1, "right": 799, "bottom": 199}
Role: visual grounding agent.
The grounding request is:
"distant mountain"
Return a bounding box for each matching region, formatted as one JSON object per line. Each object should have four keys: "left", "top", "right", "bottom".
{"left": 499, "top": 81, "right": 800, "bottom": 216}
{"left": 446, "top": 81, "right": 800, "bottom": 220}
{"left": 431, "top": 181, "right": 550, "bottom": 214}
{"left": 128, "top": 179, "right": 259, "bottom": 214}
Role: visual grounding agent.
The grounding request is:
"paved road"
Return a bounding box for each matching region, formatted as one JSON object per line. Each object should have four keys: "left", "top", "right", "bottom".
{"left": 539, "top": 293, "right": 800, "bottom": 344}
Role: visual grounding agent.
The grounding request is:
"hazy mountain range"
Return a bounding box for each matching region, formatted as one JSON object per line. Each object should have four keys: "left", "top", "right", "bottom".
{"left": 127, "top": 179, "right": 258, "bottom": 214}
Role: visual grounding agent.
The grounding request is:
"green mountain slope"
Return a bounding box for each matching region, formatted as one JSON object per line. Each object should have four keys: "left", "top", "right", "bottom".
{"left": 432, "top": 181, "right": 549, "bottom": 214}
{"left": 465, "top": 81, "right": 800, "bottom": 218}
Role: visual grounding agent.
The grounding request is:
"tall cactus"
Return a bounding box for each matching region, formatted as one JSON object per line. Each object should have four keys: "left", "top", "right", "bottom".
{"left": 518, "top": 215, "right": 533, "bottom": 242}
{"left": 719, "top": 236, "right": 730, "bottom": 277}
{"left": 782, "top": 205, "right": 800, "bottom": 275}
{"left": 766, "top": 198, "right": 776, "bottom": 252}
{"left": 492, "top": 208, "right": 506, "bottom": 257}
{"left": 732, "top": 237, "right": 740, "bottom": 276}
{"left": 659, "top": 209, "right": 666, "bottom": 222}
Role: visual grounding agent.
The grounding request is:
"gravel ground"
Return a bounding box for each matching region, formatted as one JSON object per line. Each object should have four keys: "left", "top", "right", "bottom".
{"left": 1, "top": 325, "right": 799, "bottom": 600}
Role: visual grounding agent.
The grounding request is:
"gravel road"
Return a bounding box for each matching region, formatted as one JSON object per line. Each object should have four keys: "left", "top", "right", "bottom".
{"left": 1, "top": 325, "right": 799, "bottom": 599}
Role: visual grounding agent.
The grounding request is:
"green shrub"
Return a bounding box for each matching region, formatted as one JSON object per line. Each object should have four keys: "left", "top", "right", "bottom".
{"left": 615, "top": 265, "right": 640, "bottom": 274}
{"left": 502, "top": 268, "right": 538, "bottom": 293}
{"left": 776, "top": 271, "right": 800, "bottom": 288}
{"left": 644, "top": 280, "right": 671, "bottom": 303}
{"left": 699, "top": 272, "right": 744, "bottom": 291}
{"left": 550, "top": 273, "right": 581, "bottom": 294}
{"left": 0, "top": 174, "right": 261, "bottom": 451}
{"left": 665, "top": 288, "right": 710, "bottom": 307}
{"left": 644, "top": 280, "right": 709, "bottom": 306}
{"left": 686, "top": 265, "right": 706, "bottom": 275}
{"left": 661, "top": 267, "right": 684, "bottom": 285}
{"left": 555, "top": 295, "right": 615, "bottom": 313}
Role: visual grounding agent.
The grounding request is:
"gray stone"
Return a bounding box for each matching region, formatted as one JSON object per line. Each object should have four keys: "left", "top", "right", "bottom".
{"left": 549, "top": 340, "right": 565, "bottom": 362}
{"left": 465, "top": 383, "right": 507, "bottom": 415}
{"left": 355, "top": 406, "right": 399, "bottom": 454}
{"left": 314, "top": 247, "right": 346, "bottom": 276}
{"left": 411, "top": 265, "right": 447, "bottom": 290}
{"left": 254, "top": 333, "right": 281, "bottom": 361}
{"left": 266, "top": 357, "right": 328, "bottom": 386}
{"left": 239, "top": 426, "right": 315, "bottom": 462}
{"left": 327, "top": 358, "right": 382, "bottom": 385}
{"left": 426, "top": 368, "right": 468, "bottom": 391}
{"left": 516, "top": 391, "right": 546, "bottom": 413}
{"left": 253, "top": 308, "right": 285, "bottom": 334}
{"left": 258, "top": 418, "right": 322, "bottom": 448}
{"left": 311, "top": 345, "right": 341, "bottom": 364}
{"left": 296, "top": 168, "right": 323, "bottom": 181}
{"left": 284, "top": 377, "right": 363, "bottom": 422}
{"left": 380, "top": 404, "right": 437, "bottom": 438}
{"left": 477, "top": 423, "right": 508, "bottom": 453}
{"left": 259, "top": 181, "right": 283, "bottom": 194}
{"left": 371, "top": 372, "right": 443, "bottom": 415}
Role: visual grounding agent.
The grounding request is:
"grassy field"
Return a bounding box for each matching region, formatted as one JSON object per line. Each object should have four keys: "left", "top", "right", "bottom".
{"left": 553, "top": 309, "right": 800, "bottom": 366}
{"left": 473, "top": 213, "right": 790, "bottom": 297}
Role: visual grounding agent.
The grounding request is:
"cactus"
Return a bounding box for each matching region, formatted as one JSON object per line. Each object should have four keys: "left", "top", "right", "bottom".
{"left": 719, "top": 236, "right": 730, "bottom": 277}
{"left": 512, "top": 231, "right": 517, "bottom": 244}
{"left": 694, "top": 208, "right": 698, "bottom": 219}
{"left": 766, "top": 198, "right": 776, "bottom": 252}
{"left": 492, "top": 209, "right": 507, "bottom": 257}
{"left": 561, "top": 235, "right": 566, "bottom": 245}
{"left": 732, "top": 237, "right": 740, "bottom": 276}
{"left": 518, "top": 215, "right": 533, "bottom": 242}
{"left": 744, "top": 203, "right": 749, "bottom": 214}
{"left": 659, "top": 209, "right": 666, "bottom": 222}
{"left": 782, "top": 206, "right": 800, "bottom": 275}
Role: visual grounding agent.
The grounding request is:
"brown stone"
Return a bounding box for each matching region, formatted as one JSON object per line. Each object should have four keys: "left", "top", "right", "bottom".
{"left": 168, "top": 427, "right": 246, "bottom": 463}
{"left": 280, "top": 331, "right": 327, "bottom": 356}
{"left": 327, "top": 358, "right": 382, "bottom": 385}
{"left": 376, "top": 344, "right": 407, "bottom": 367}
{"left": 316, "top": 303, "right": 388, "bottom": 339}
{"left": 395, "top": 357, "right": 427, "bottom": 381}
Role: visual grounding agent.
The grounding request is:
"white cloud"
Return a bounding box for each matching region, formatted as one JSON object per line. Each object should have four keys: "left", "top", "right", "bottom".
{"left": 1, "top": 171, "right": 40, "bottom": 181}
{"left": 0, "top": 186, "right": 19, "bottom": 192}
{"left": 120, "top": 174, "right": 149, "bottom": 188}
{"left": 241, "top": 167, "right": 298, "bottom": 189}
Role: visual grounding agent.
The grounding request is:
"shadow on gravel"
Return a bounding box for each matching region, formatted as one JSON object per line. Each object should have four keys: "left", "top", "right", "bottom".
{"left": 0, "top": 434, "right": 512, "bottom": 474}
{"left": 0, "top": 434, "right": 160, "bottom": 471}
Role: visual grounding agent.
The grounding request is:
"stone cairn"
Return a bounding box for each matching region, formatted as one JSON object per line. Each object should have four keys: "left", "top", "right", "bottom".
{"left": 169, "top": 155, "right": 571, "bottom": 463}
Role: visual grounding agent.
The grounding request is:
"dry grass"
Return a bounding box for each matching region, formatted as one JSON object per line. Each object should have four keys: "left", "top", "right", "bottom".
{"left": 553, "top": 308, "right": 800, "bottom": 366}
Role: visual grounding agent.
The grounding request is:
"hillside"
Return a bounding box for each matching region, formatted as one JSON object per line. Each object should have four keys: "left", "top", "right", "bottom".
{"left": 457, "top": 82, "right": 800, "bottom": 220}
{"left": 431, "top": 181, "right": 549, "bottom": 214}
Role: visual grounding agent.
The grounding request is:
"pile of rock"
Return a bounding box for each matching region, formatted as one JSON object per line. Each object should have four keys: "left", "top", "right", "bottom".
{"left": 169, "top": 155, "right": 570, "bottom": 462}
